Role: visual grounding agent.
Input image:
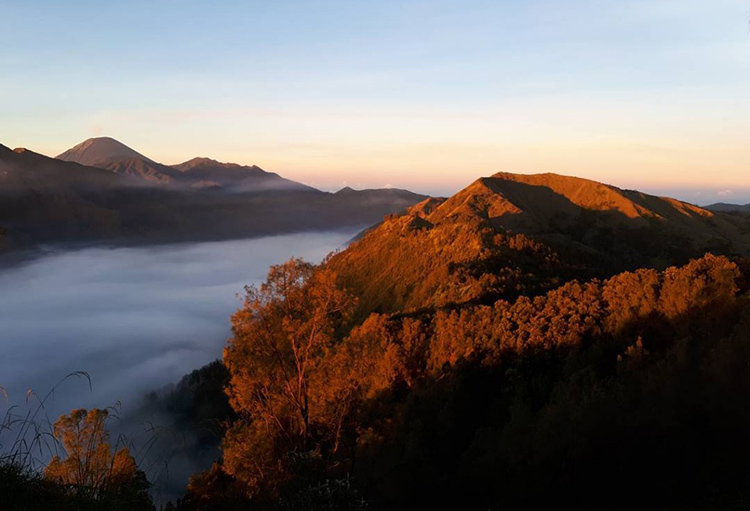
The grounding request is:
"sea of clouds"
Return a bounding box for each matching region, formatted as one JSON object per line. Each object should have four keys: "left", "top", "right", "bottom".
{"left": 0, "top": 230, "right": 357, "bottom": 427}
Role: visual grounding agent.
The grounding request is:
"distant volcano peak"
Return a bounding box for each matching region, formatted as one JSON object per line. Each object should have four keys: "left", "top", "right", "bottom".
{"left": 56, "top": 137, "right": 153, "bottom": 167}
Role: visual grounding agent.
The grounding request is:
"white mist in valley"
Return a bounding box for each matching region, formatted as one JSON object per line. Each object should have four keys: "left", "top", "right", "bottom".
{"left": 0, "top": 230, "right": 359, "bottom": 424}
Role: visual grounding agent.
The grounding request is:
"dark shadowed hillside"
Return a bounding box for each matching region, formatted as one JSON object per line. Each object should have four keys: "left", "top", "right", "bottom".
{"left": 706, "top": 202, "right": 750, "bottom": 213}
{"left": 0, "top": 145, "right": 130, "bottom": 244}
{"left": 1, "top": 144, "right": 125, "bottom": 191}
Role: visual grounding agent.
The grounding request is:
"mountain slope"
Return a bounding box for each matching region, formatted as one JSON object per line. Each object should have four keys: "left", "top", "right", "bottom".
{"left": 327, "top": 172, "right": 750, "bottom": 315}
{"left": 57, "top": 137, "right": 181, "bottom": 184}
{"left": 706, "top": 202, "right": 750, "bottom": 213}
{"left": 0, "top": 145, "right": 131, "bottom": 242}
{"left": 97, "top": 157, "right": 180, "bottom": 184}
{"left": 1, "top": 144, "right": 125, "bottom": 190}
{"left": 56, "top": 137, "right": 153, "bottom": 166}
{"left": 431, "top": 172, "right": 712, "bottom": 228}
{"left": 170, "top": 157, "right": 313, "bottom": 191}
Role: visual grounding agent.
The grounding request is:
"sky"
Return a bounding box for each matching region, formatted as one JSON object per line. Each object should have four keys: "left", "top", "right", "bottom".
{"left": 2, "top": 0, "right": 749, "bottom": 202}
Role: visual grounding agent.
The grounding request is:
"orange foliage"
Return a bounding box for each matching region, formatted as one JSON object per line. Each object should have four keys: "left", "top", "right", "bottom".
{"left": 352, "top": 254, "right": 739, "bottom": 381}
{"left": 44, "top": 408, "right": 138, "bottom": 492}
{"left": 326, "top": 217, "right": 561, "bottom": 316}
{"left": 218, "top": 253, "right": 742, "bottom": 501}
{"left": 222, "top": 258, "right": 356, "bottom": 493}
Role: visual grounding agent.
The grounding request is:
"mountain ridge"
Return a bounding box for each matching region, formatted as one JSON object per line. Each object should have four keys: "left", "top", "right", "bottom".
{"left": 55, "top": 137, "right": 316, "bottom": 191}
{"left": 326, "top": 171, "right": 750, "bottom": 315}
{"left": 168, "top": 156, "right": 312, "bottom": 192}
{"left": 422, "top": 172, "right": 730, "bottom": 241}
{"left": 706, "top": 202, "right": 750, "bottom": 213}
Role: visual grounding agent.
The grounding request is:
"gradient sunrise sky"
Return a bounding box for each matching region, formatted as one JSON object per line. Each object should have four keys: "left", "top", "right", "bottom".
{"left": 2, "top": 0, "right": 749, "bottom": 202}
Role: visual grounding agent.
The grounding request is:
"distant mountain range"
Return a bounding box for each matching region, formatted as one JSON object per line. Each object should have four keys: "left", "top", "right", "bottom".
{"left": 57, "top": 137, "right": 312, "bottom": 191}
{"left": 705, "top": 202, "right": 750, "bottom": 213}
{"left": 0, "top": 138, "right": 427, "bottom": 253}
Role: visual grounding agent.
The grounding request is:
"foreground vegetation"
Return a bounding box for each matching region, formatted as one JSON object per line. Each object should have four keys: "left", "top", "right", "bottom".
{"left": 0, "top": 405, "right": 154, "bottom": 510}
{"left": 159, "top": 252, "right": 750, "bottom": 510}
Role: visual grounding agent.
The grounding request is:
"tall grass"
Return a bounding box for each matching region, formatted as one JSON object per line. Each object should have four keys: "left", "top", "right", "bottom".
{"left": 0, "top": 372, "right": 157, "bottom": 510}
{"left": 0, "top": 371, "right": 91, "bottom": 469}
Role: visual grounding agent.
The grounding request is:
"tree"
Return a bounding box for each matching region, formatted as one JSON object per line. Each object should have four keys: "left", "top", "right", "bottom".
{"left": 44, "top": 408, "right": 151, "bottom": 508}
{"left": 223, "top": 258, "right": 355, "bottom": 494}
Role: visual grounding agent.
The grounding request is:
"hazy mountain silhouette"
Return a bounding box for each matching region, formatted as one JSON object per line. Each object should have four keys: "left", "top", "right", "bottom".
{"left": 0, "top": 141, "right": 426, "bottom": 253}
{"left": 0, "top": 145, "right": 131, "bottom": 246}
{"left": 1, "top": 144, "right": 125, "bottom": 190}
{"left": 56, "top": 137, "right": 315, "bottom": 191}
{"left": 706, "top": 202, "right": 750, "bottom": 213}
{"left": 170, "top": 157, "right": 313, "bottom": 192}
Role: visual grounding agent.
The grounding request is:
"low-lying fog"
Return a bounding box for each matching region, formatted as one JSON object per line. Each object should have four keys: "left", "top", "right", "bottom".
{"left": 0, "top": 229, "right": 358, "bottom": 434}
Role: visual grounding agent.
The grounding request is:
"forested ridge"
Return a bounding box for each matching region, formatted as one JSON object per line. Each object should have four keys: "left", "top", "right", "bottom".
{"left": 327, "top": 173, "right": 750, "bottom": 316}
{"left": 167, "top": 174, "right": 750, "bottom": 510}
{"left": 165, "top": 252, "right": 750, "bottom": 510}
{"left": 6, "top": 173, "right": 750, "bottom": 510}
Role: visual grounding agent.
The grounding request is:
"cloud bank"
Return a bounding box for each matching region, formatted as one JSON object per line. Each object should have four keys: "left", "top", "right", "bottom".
{"left": 0, "top": 231, "right": 357, "bottom": 422}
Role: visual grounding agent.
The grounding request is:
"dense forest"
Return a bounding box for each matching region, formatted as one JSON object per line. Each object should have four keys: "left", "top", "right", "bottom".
{"left": 162, "top": 253, "right": 750, "bottom": 510}
{"left": 5, "top": 174, "right": 750, "bottom": 510}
